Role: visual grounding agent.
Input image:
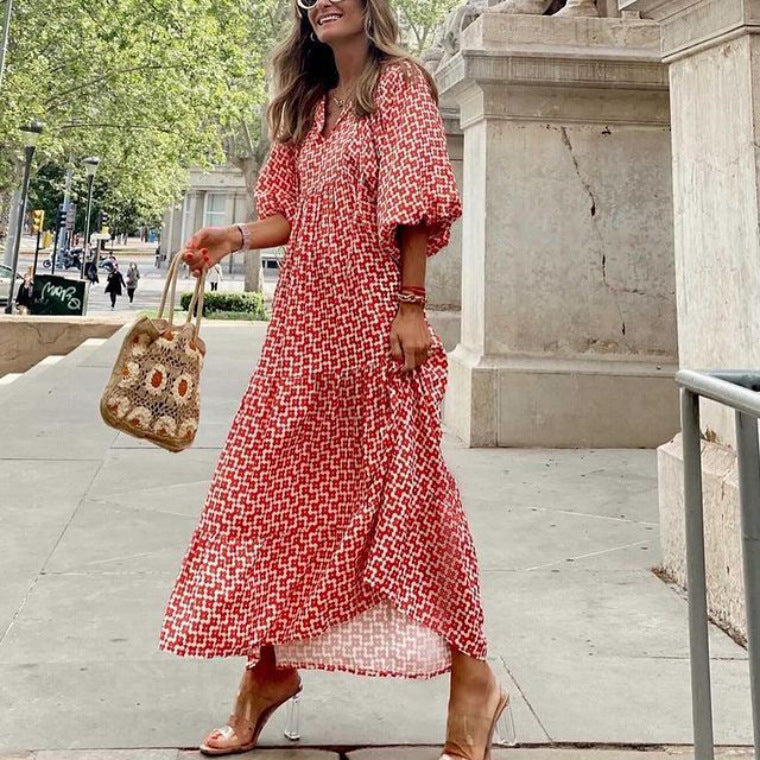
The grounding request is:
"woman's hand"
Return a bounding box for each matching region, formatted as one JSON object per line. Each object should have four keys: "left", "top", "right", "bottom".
{"left": 389, "top": 303, "right": 432, "bottom": 372}
{"left": 182, "top": 226, "right": 240, "bottom": 278}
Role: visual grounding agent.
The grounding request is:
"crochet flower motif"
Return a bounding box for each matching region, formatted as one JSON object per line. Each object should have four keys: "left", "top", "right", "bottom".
{"left": 171, "top": 374, "right": 194, "bottom": 405}
{"left": 105, "top": 395, "right": 131, "bottom": 419}
{"left": 154, "top": 415, "right": 177, "bottom": 437}
{"left": 156, "top": 333, "right": 177, "bottom": 350}
{"left": 128, "top": 406, "right": 152, "bottom": 429}
{"left": 184, "top": 341, "right": 203, "bottom": 364}
{"left": 118, "top": 361, "right": 140, "bottom": 388}
{"left": 130, "top": 332, "right": 151, "bottom": 357}
{"left": 145, "top": 364, "right": 168, "bottom": 395}
{"left": 178, "top": 418, "right": 198, "bottom": 441}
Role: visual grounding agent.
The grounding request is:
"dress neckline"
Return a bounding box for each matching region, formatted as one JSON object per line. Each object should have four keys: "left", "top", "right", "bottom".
{"left": 315, "top": 92, "right": 351, "bottom": 141}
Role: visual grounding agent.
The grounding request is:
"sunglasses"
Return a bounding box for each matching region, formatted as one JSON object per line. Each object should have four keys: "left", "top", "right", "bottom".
{"left": 296, "top": 0, "right": 344, "bottom": 11}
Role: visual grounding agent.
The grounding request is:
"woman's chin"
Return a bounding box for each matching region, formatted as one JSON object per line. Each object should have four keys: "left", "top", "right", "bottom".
{"left": 317, "top": 25, "right": 360, "bottom": 44}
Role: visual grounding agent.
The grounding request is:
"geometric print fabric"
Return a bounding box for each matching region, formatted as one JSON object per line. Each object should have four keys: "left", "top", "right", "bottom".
{"left": 158, "top": 60, "right": 488, "bottom": 678}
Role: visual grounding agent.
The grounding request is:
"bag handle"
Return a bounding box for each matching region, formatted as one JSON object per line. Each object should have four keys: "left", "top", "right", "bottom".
{"left": 157, "top": 252, "right": 207, "bottom": 339}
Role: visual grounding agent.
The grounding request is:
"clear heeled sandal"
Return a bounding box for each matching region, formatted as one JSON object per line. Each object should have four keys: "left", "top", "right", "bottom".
{"left": 440, "top": 689, "right": 517, "bottom": 760}
{"left": 283, "top": 689, "right": 302, "bottom": 741}
{"left": 494, "top": 694, "right": 517, "bottom": 748}
{"left": 199, "top": 674, "right": 303, "bottom": 756}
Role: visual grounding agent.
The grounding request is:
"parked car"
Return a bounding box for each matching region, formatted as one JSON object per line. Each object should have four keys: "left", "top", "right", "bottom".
{"left": 0, "top": 264, "right": 24, "bottom": 306}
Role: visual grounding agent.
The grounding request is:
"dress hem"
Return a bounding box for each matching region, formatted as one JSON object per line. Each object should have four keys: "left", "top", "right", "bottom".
{"left": 156, "top": 639, "right": 489, "bottom": 680}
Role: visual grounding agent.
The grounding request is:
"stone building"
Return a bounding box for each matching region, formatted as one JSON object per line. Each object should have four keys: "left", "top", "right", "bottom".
{"left": 430, "top": 0, "right": 760, "bottom": 642}
{"left": 160, "top": 164, "right": 250, "bottom": 275}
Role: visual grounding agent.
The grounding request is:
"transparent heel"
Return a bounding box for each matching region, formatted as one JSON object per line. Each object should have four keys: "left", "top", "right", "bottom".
{"left": 494, "top": 700, "right": 517, "bottom": 747}
{"left": 283, "top": 691, "right": 302, "bottom": 741}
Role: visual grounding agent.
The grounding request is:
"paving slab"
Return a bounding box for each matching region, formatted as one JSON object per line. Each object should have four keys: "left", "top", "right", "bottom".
{"left": 0, "top": 572, "right": 178, "bottom": 664}
{"left": 468, "top": 500, "right": 658, "bottom": 573}
{"left": 348, "top": 751, "right": 754, "bottom": 760}
{"left": 481, "top": 568, "right": 744, "bottom": 660}
{"left": 41, "top": 498, "right": 196, "bottom": 575}
{"left": 85, "top": 448, "right": 218, "bottom": 500}
{"left": 505, "top": 652, "right": 753, "bottom": 745}
{"left": 179, "top": 752, "right": 336, "bottom": 759}
{"left": 36, "top": 752, "right": 178, "bottom": 760}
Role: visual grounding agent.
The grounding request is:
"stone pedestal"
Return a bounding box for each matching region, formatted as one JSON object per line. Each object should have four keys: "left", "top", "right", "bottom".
{"left": 427, "top": 114, "right": 465, "bottom": 351}
{"left": 438, "top": 13, "right": 679, "bottom": 447}
{"left": 623, "top": 0, "right": 760, "bottom": 639}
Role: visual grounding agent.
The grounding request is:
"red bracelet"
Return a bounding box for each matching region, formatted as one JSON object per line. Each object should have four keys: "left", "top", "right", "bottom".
{"left": 401, "top": 285, "right": 426, "bottom": 294}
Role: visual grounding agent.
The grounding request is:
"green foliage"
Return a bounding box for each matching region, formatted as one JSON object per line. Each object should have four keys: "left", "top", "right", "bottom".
{"left": 180, "top": 289, "right": 266, "bottom": 319}
{"left": 0, "top": 0, "right": 268, "bottom": 219}
{"left": 395, "top": 0, "right": 462, "bottom": 55}
{"left": 205, "top": 310, "right": 267, "bottom": 321}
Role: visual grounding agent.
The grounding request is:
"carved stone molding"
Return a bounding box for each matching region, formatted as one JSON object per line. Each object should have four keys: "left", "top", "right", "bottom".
{"left": 620, "top": 0, "right": 760, "bottom": 61}
{"left": 437, "top": 13, "right": 666, "bottom": 118}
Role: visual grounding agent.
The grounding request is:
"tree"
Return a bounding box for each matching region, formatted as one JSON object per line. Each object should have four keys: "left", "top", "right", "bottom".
{"left": 0, "top": 0, "right": 265, "bottom": 222}
{"left": 395, "top": 0, "right": 461, "bottom": 56}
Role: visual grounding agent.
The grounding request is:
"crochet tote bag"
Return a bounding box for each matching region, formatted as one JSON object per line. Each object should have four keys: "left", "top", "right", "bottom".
{"left": 100, "top": 253, "right": 207, "bottom": 452}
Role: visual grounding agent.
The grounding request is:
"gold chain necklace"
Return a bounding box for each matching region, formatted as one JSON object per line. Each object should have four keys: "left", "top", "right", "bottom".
{"left": 330, "top": 83, "right": 353, "bottom": 109}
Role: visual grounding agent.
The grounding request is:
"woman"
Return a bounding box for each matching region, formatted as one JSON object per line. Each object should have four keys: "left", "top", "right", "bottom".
{"left": 104, "top": 263, "right": 125, "bottom": 309}
{"left": 125, "top": 262, "right": 140, "bottom": 303}
{"left": 159, "top": 1, "right": 514, "bottom": 758}
{"left": 207, "top": 262, "right": 223, "bottom": 291}
{"left": 15, "top": 272, "right": 34, "bottom": 315}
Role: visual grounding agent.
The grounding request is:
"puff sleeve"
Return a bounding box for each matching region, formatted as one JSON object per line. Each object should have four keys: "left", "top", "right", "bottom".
{"left": 372, "top": 62, "right": 462, "bottom": 258}
{"left": 253, "top": 139, "right": 299, "bottom": 226}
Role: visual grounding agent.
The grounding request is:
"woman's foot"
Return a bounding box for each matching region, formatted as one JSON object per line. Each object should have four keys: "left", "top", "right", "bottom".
{"left": 441, "top": 650, "right": 513, "bottom": 760}
{"left": 200, "top": 664, "right": 301, "bottom": 756}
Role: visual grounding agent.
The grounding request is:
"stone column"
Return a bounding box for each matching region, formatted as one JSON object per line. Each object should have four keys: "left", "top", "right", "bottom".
{"left": 438, "top": 12, "right": 679, "bottom": 447}
{"left": 623, "top": 0, "right": 760, "bottom": 638}
{"left": 427, "top": 111, "right": 464, "bottom": 350}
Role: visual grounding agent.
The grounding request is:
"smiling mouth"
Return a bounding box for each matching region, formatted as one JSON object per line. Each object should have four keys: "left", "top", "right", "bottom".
{"left": 318, "top": 13, "right": 342, "bottom": 24}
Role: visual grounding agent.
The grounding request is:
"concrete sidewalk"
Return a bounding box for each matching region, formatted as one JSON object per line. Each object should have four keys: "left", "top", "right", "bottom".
{"left": 0, "top": 324, "right": 753, "bottom": 756}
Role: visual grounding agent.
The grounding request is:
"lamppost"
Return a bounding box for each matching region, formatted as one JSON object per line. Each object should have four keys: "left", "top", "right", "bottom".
{"left": 5, "top": 120, "right": 43, "bottom": 315}
{"left": 80, "top": 156, "right": 100, "bottom": 280}
{"left": 0, "top": 0, "right": 13, "bottom": 91}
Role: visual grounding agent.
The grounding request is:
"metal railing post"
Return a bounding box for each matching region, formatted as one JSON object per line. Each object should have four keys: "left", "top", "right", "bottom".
{"left": 735, "top": 411, "right": 760, "bottom": 757}
{"left": 681, "top": 388, "right": 715, "bottom": 760}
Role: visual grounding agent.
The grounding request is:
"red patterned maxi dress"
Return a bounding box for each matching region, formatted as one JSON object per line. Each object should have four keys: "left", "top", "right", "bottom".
{"left": 158, "top": 60, "right": 487, "bottom": 678}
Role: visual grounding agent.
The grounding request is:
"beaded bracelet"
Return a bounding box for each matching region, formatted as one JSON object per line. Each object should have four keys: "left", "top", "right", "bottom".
{"left": 397, "top": 290, "right": 426, "bottom": 306}
{"left": 231, "top": 222, "right": 251, "bottom": 255}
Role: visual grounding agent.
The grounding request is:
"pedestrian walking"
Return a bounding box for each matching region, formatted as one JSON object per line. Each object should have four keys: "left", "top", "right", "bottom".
{"left": 15, "top": 272, "right": 34, "bottom": 315}
{"left": 159, "top": 4, "right": 512, "bottom": 759}
{"left": 207, "top": 262, "right": 223, "bottom": 291}
{"left": 104, "top": 263, "right": 126, "bottom": 309}
{"left": 125, "top": 262, "right": 140, "bottom": 304}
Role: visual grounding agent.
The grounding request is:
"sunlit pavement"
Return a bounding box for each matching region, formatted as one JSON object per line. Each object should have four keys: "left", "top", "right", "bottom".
{"left": 0, "top": 324, "right": 753, "bottom": 758}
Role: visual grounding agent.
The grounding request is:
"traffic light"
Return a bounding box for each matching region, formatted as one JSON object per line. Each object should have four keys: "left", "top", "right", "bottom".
{"left": 99, "top": 211, "right": 110, "bottom": 235}
{"left": 31, "top": 209, "right": 45, "bottom": 233}
{"left": 56, "top": 205, "right": 67, "bottom": 229}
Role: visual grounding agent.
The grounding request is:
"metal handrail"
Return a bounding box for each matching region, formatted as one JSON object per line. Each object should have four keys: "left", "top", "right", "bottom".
{"left": 676, "top": 369, "right": 760, "bottom": 760}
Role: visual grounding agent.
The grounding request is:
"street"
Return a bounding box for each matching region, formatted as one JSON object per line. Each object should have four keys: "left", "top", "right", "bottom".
{"left": 11, "top": 235, "right": 276, "bottom": 318}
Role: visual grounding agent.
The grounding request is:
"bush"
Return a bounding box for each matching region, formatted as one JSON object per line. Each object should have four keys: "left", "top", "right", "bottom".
{"left": 180, "top": 291, "right": 266, "bottom": 320}
{"left": 205, "top": 310, "right": 262, "bottom": 321}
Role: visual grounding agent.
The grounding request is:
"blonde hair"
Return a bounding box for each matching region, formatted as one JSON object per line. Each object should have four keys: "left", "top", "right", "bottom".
{"left": 266, "top": 0, "right": 438, "bottom": 144}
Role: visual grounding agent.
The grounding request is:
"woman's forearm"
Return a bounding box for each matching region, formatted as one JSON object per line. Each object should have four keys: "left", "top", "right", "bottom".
{"left": 225, "top": 214, "right": 291, "bottom": 253}
{"left": 398, "top": 223, "right": 428, "bottom": 288}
